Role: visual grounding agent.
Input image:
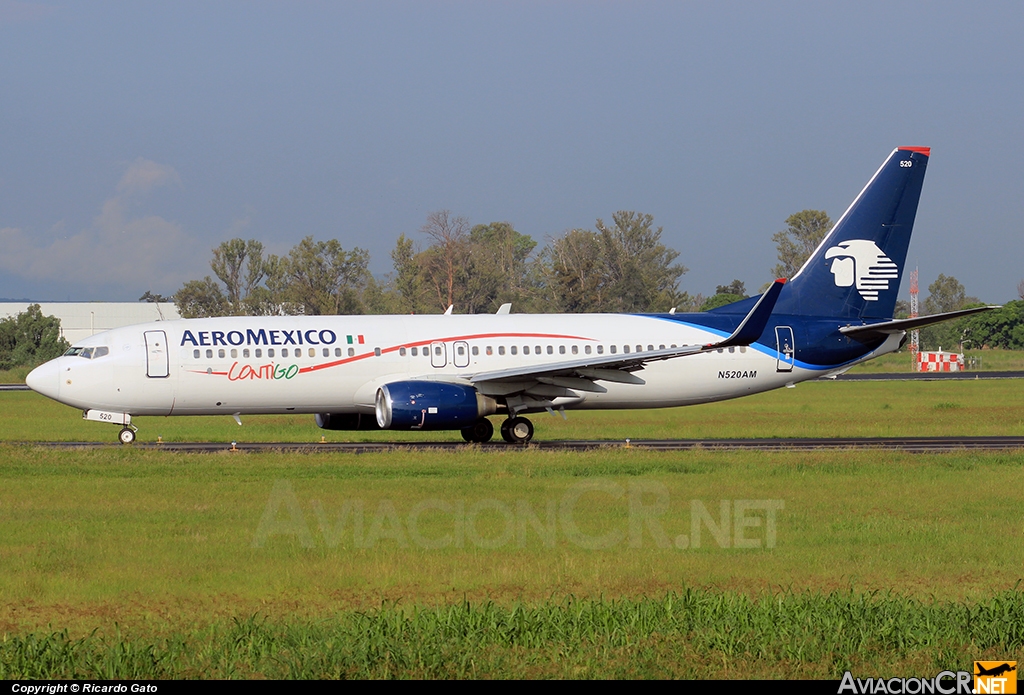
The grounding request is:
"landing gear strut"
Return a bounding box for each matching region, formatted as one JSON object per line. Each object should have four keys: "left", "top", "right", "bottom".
{"left": 500, "top": 416, "right": 534, "bottom": 444}
{"left": 461, "top": 418, "right": 494, "bottom": 443}
{"left": 118, "top": 427, "right": 137, "bottom": 444}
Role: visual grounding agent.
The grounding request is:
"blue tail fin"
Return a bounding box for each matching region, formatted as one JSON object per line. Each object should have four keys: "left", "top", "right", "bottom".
{"left": 774, "top": 146, "right": 930, "bottom": 319}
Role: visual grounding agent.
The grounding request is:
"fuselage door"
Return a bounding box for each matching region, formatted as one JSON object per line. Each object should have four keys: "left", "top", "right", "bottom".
{"left": 430, "top": 341, "right": 447, "bottom": 368}
{"left": 452, "top": 341, "right": 470, "bottom": 368}
{"left": 775, "top": 326, "right": 795, "bottom": 372}
{"left": 144, "top": 330, "right": 170, "bottom": 378}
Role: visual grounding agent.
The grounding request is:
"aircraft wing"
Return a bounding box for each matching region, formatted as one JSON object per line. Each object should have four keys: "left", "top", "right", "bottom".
{"left": 839, "top": 305, "right": 999, "bottom": 340}
{"left": 461, "top": 279, "right": 786, "bottom": 395}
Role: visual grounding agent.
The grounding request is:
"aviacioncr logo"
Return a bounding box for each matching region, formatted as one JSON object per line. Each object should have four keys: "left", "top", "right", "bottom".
{"left": 824, "top": 239, "right": 899, "bottom": 301}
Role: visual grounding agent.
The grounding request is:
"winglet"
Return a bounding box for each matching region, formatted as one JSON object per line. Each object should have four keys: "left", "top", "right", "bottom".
{"left": 711, "top": 278, "right": 786, "bottom": 349}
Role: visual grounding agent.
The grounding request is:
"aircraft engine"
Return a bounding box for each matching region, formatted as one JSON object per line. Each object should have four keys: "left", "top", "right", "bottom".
{"left": 375, "top": 381, "right": 497, "bottom": 430}
{"left": 315, "top": 412, "right": 382, "bottom": 430}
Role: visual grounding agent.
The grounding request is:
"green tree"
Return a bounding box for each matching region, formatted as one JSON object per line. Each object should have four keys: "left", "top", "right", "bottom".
{"left": 138, "top": 290, "right": 170, "bottom": 303}
{"left": 700, "top": 293, "right": 746, "bottom": 311}
{"left": 272, "top": 236, "right": 370, "bottom": 315}
{"left": 210, "top": 238, "right": 268, "bottom": 310}
{"left": 771, "top": 210, "right": 832, "bottom": 279}
{"left": 539, "top": 228, "right": 609, "bottom": 313}
{"left": 0, "top": 305, "right": 70, "bottom": 370}
{"left": 464, "top": 222, "right": 538, "bottom": 313}
{"left": 597, "top": 211, "right": 687, "bottom": 313}
{"left": 540, "top": 212, "right": 687, "bottom": 313}
{"left": 958, "top": 300, "right": 1024, "bottom": 350}
{"left": 174, "top": 277, "right": 229, "bottom": 318}
{"left": 920, "top": 274, "right": 981, "bottom": 350}
{"left": 715, "top": 280, "right": 747, "bottom": 297}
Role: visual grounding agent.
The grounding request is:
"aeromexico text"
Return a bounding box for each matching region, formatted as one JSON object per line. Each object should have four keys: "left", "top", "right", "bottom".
{"left": 180, "top": 329, "right": 339, "bottom": 348}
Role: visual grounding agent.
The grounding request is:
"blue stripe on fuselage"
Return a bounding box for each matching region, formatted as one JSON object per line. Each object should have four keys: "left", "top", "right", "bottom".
{"left": 640, "top": 312, "right": 890, "bottom": 371}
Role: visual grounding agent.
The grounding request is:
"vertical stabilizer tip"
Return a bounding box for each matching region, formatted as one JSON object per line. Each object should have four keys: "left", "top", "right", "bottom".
{"left": 899, "top": 146, "right": 931, "bottom": 157}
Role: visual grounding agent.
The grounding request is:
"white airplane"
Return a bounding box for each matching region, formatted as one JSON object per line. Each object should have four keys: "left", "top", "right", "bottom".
{"left": 26, "top": 147, "right": 992, "bottom": 444}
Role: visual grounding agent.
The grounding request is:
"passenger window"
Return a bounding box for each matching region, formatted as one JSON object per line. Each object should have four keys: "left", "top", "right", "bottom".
{"left": 348, "top": 348, "right": 355, "bottom": 357}
{"left": 255, "top": 349, "right": 262, "bottom": 358}
{"left": 559, "top": 345, "right": 565, "bottom": 355}
{"left": 597, "top": 346, "right": 604, "bottom": 354}
{"left": 411, "top": 347, "right": 418, "bottom": 356}
{"left": 572, "top": 345, "right": 578, "bottom": 355}
{"left": 659, "top": 344, "right": 666, "bottom": 350}
{"left": 584, "top": 345, "right": 592, "bottom": 355}
{"left": 309, "top": 348, "right": 315, "bottom": 357}
{"left": 206, "top": 349, "right": 213, "bottom": 358}
{"left": 457, "top": 345, "right": 465, "bottom": 356}
{"left": 231, "top": 349, "right": 237, "bottom": 358}
{"left": 636, "top": 345, "right": 642, "bottom": 353}
{"left": 374, "top": 347, "right": 382, "bottom": 357}
{"left": 498, "top": 346, "right": 505, "bottom": 355}
{"left": 472, "top": 346, "right": 479, "bottom": 356}
{"left": 282, "top": 348, "right": 289, "bottom": 357}
{"left": 323, "top": 348, "right": 329, "bottom": 357}
{"left": 486, "top": 346, "right": 493, "bottom": 356}
{"left": 647, "top": 345, "right": 653, "bottom": 351}
{"left": 335, "top": 347, "right": 342, "bottom": 357}
{"left": 193, "top": 349, "right": 200, "bottom": 359}
{"left": 244, "top": 349, "right": 251, "bottom": 358}
{"left": 218, "top": 349, "right": 225, "bottom": 358}
{"left": 511, "top": 346, "right": 517, "bottom": 355}
{"left": 434, "top": 346, "right": 442, "bottom": 356}
{"left": 535, "top": 345, "right": 541, "bottom": 354}
{"left": 523, "top": 346, "right": 530, "bottom": 355}
{"left": 400, "top": 347, "right": 407, "bottom": 356}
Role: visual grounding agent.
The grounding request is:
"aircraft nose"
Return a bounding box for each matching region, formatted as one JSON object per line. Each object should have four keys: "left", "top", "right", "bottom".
{"left": 26, "top": 359, "right": 60, "bottom": 400}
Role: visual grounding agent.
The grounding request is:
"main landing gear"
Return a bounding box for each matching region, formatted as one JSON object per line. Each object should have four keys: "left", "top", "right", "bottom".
{"left": 500, "top": 416, "right": 534, "bottom": 444}
{"left": 460, "top": 416, "right": 535, "bottom": 444}
{"left": 118, "top": 426, "right": 137, "bottom": 444}
{"left": 461, "top": 418, "right": 494, "bottom": 443}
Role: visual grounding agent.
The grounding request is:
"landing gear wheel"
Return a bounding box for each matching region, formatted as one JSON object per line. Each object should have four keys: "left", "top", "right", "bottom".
{"left": 118, "top": 427, "right": 136, "bottom": 445}
{"left": 500, "top": 416, "right": 534, "bottom": 444}
{"left": 461, "top": 418, "right": 494, "bottom": 443}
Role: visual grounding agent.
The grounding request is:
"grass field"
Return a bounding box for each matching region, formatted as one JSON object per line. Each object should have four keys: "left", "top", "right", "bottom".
{"left": 1, "top": 381, "right": 1022, "bottom": 678}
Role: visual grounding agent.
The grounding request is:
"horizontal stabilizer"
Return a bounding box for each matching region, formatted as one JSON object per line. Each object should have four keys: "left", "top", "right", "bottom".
{"left": 839, "top": 306, "right": 1000, "bottom": 339}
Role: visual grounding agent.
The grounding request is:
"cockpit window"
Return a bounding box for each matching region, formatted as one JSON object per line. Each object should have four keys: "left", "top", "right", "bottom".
{"left": 62, "top": 346, "right": 109, "bottom": 359}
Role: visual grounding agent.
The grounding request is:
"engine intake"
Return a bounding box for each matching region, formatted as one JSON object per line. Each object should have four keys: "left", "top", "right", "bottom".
{"left": 375, "top": 381, "right": 496, "bottom": 430}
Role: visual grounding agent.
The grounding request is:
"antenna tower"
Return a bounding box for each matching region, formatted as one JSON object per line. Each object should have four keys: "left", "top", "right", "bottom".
{"left": 909, "top": 267, "right": 919, "bottom": 365}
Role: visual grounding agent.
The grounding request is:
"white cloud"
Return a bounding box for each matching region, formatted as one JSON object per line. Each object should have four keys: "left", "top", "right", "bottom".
{"left": 0, "top": 159, "right": 202, "bottom": 293}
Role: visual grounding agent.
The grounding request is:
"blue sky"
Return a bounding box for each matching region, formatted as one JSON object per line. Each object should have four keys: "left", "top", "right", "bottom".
{"left": 2, "top": 1, "right": 1022, "bottom": 304}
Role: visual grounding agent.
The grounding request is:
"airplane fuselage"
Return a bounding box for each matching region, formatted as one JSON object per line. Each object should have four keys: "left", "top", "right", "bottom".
{"left": 29, "top": 311, "right": 900, "bottom": 419}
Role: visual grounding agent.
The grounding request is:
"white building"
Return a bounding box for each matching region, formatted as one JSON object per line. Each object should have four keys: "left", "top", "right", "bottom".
{"left": 0, "top": 303, "right": 180, "bottom": 345}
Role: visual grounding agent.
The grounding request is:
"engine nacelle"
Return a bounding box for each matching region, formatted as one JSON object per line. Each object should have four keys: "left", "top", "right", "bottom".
{"left": 375, "top": 381, "right": 497, "bottom": 430}
{"left": 315, "top": 412, "right": 382, "bottom": 430}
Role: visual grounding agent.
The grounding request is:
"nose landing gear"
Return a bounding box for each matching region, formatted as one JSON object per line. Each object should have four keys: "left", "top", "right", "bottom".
{"left": 118, "top": 426, "right": 137, "bottom": 444}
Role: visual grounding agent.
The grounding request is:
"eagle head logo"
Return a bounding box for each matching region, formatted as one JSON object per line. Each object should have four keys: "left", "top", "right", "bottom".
{"left": 824, "top": 239, "right": 899, "bottom": 301}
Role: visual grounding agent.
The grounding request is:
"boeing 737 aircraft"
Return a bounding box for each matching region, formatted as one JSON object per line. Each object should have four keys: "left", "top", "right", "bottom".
{"left": 27, "top": 147, "right": 994, "bottom": 444}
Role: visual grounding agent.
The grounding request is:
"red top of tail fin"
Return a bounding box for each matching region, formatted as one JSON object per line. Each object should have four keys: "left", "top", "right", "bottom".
{"left": 899, "top": 146, "right": 931, "bottom": 157}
